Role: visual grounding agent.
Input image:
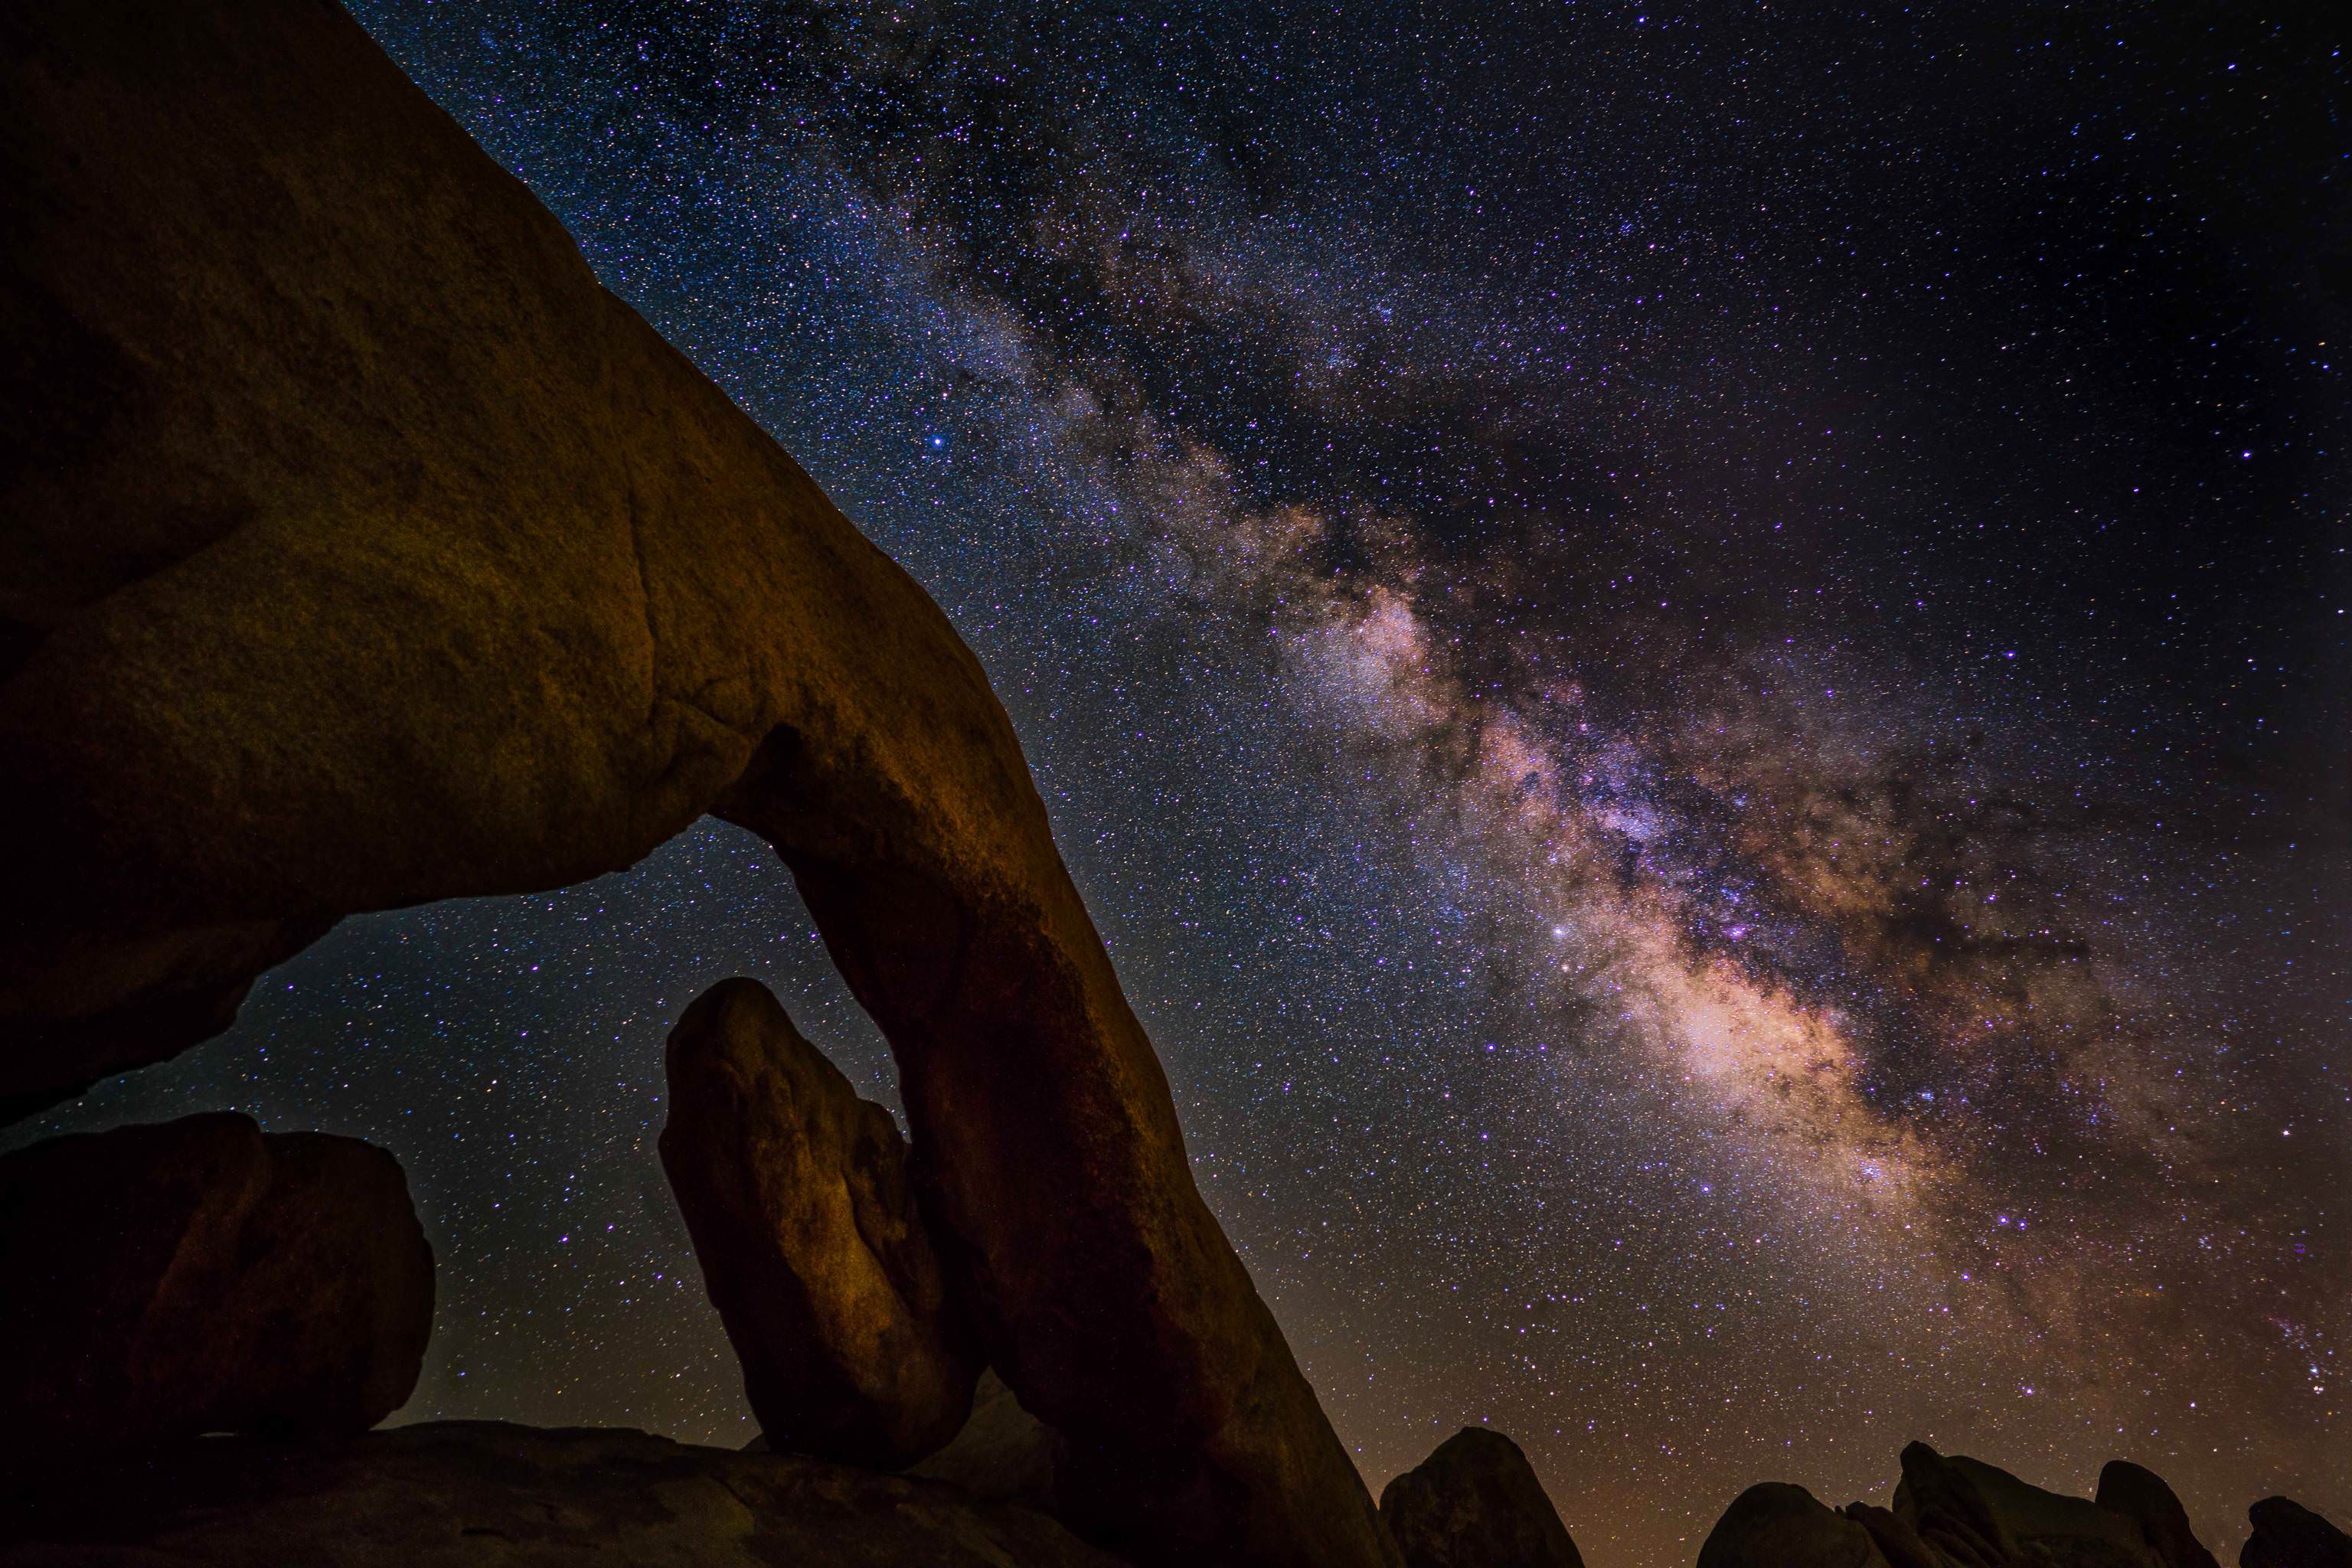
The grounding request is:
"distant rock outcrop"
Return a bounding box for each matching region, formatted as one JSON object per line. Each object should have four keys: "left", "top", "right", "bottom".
{"left": 661, "top": 978, "right": 981, "bottom": 1468}
{"left": 2243, "top": 1498, "right": 2352, "bottom": 1568}
{"left": 0, "top": 1420, "right": 1128, "bottom": 1566}
{"left": 0, "top": 0, "right": 1393, "bottom": 1560}
{"left": 911, "top": 1369, "right": 1068, "bottom": 1511}
{"left": 2096, "top": 1461, "right": 2220, "bottom": 1568}
{"left": 1378, "top": 1428, "right": 1583, "bottom": 1568}
{"left": 0, "top": 1112, "right": 432, "bottom": 1474}
{"left": 1696, "top": 1445, "right": 2225, "bottom": 1568}
{"left": 1894, "top": 1446, "right": 2158, "bottom": 1568}
{"left": 1698, "top": 1482, "right": 1890, "bottom": 1568}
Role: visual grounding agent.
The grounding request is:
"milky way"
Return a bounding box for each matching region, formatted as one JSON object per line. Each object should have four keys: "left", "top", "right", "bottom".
{"left": 15, "top": 4, "right": 2348, "bottom": 1563}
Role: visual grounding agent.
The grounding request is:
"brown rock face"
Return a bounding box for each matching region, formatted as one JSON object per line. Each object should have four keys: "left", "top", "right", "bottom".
{"left": 2243, "top": 1498, "right": 2352, "bottom": 1568}
{"left": 0, "top": 1, "right": 1389, "bottom": 1560}
{"left": 1697, "top": 1484, "right": 1892, "bottom": 1568}
{"left": 0, "top": 1112, "right": 433, "bottom": 1474}
{"left": 660, "top": 978, "right": 980, "bottom": 1468}
{"left": 1378, "top": 1429, "right": 1583, "bottom": 1568}
{"left": 0, "top": 1420, "right": 1129, "bottom": 1568}
{"left": 2095, "top": 1462, "right": 2219, "bottom": 1568}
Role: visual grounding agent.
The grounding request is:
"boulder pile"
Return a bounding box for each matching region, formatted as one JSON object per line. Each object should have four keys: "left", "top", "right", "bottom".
{"left": 1695, "top": 1441, "right": 2344, "bottom": 1568}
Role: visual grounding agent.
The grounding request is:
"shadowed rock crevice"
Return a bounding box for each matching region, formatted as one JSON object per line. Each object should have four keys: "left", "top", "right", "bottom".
{"left": 0, "top": 1, "right": 1391, "bottom": 1561}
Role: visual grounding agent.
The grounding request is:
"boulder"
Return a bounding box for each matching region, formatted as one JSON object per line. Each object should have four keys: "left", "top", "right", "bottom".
{"left": 660, "top": 977, "right": 980, "bottom": 1468}
{"left": 910, "top": 1369, "right": 1067, "bottom": 1511}
{"left": 1893, "top": 1445, "right": 2015, "bottom": 1568}
{"left": 1377, "top": 1428, "right": 1582, "bottom": 1568}
{"left": 0, "top": 0, "right": 1393, "bottom": 1560}
{"left": 0, "top": 1112, "right": 432, "bottom": 1474}
{"left": 1894, "top": 1446, "right": 2160, "bottom": 1568}
{"left": 0, "top": 1419, "right": 1129, "bottom": 1566}
{"left": 2095, "top": 1462, "right": 2218, "bottom": 1568}
{"left": 2243, "top": 1498, "right": 2352, "bottom": 1568}
{"left": 1697, "top": 1482, "right": 1891, "bottom": 1568}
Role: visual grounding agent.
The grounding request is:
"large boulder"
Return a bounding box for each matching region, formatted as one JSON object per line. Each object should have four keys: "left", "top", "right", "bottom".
{"left": 2243, "top": 1498, "right": 2352, "bottom": 1568}
{"left": 1377, "top": 1428, "right": 1583, "bottom": 1568}
{"left": 0, "top": 1419, "right": 1129, "bottom": 1567}
{"left": 1697, "top": 1482, "right": 1891, "bottom": 1568}
{"left": 660, "top": 977, "right": 980, "bottom": 1468}
{"left": 2094, "top": 1462, "right": 2217, "bottom": 1568}
{"left": 0, "top": 0, "right": 1392, "bottom": 1561}
{"left": 0, "top": 1112, "right": 432, "bottom": 1474}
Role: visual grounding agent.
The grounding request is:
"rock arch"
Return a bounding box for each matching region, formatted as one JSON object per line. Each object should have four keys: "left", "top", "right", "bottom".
{"left": 0, "top": 2, "right": 1393, "bottom": 1563}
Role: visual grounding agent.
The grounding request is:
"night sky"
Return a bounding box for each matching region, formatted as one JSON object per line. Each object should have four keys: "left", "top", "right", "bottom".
{"left": 15, "top": 4, "right": 2350, "bottom": 1564}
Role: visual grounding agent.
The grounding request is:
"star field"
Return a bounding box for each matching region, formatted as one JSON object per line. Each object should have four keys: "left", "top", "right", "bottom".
{"left": 14, "top": 4, "right": 2348, "bottom": 1565}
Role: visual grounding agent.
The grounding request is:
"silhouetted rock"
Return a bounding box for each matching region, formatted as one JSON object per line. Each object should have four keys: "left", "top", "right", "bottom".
{"left": 1893, "top": 1445, "right": 2016, "bottom": 1568}
{"left": 1895, "top": 1445, "right": 2160, "bottom": 1568}
{"left": 2096, "top": 1462, "right": 2219, "bottom": 1568}
{"left": 1377, "top": 1429, "right": 1582, "bottom": 1568}
{"left": 661, "top": 977, "right": 980, "bottom": 1468}
{"left": 0, "top": 1420, "right": 1128, "bottom": 1566}
{"left": 2243, "top": 1498, "right": 2352, "bottom": 1568}
{"left": 1699, "top": 1482, "right": 1892, "bottom": 1568}
{"left": 912, "top": 1370, "right": 1068, "bottom": 1511}
{"left": 0, "top": 1, "right": 1393, "bottom": 1560}
{"left": 1842, "top": 1501, "right": 1948, "bottom": 1568}
{"left": 0, "top": 1112, "right": 432, "bottom": 1474}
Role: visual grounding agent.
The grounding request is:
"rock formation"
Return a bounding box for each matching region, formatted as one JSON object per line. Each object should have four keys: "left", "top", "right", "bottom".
{"left": 660, "top": 977, "right": 980, "bottom": 1468}
{"left": 910, "top": 1370, "right": 1068, "bottom": 1511}
{"left": 1378, "top": 1428, "right": 1584, "bottom": 1568}
{"left": 1697, "top": 1483, "right": 1891, "bottom": 1568}
{"left": 1893, "top": 1445, "right": 2160, "bottom": 1568}
{"left": 2096, "top": 1462, "right": 2220, "bottom": 1568}
{"left": 0, "top": 0, "right": 1392, "bottom": 1561}
{"left": 1695, "top": 1445, "right": 2228, "bottom": 1568}
{"left": 1842, "top": 1501, "right": 1947, "bottom": 1568}
{"left": 0, "top": 1420, "right": 1127, "bottom": 1567}
{"left": 2243, "top": 1498, "right": 2352, "bottom": 1568}
{"left": 0, "top": 1112, "right": 432, "bottom": 1474}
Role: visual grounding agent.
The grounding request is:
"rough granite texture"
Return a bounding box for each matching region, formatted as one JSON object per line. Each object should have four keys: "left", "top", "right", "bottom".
{"left": 1377, "top": 1428, "right": 1583, "bottom": 1568}
{"left": 660, "top": 978, "right": 981, "bottom": 1468}
{"left": 0, "top": 1420, "right": 1129, "bottom": 1566}
{"left": 0, "top": 1112, "right": 433, "bottom": 1475}
{"left": 0, "top": 0, "right": 1393, "bottom": 1562}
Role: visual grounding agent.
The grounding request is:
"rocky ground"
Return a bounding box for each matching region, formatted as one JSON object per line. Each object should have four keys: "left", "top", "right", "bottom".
{"left": 0, "top": 1421, "right": 1120, "bottom": 1567}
